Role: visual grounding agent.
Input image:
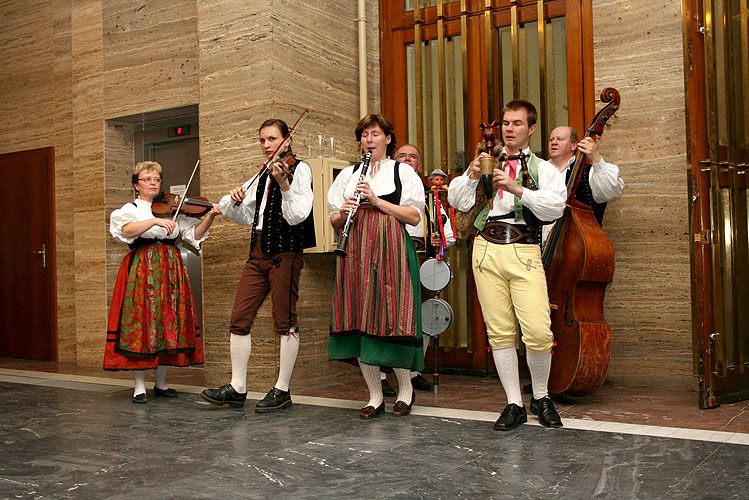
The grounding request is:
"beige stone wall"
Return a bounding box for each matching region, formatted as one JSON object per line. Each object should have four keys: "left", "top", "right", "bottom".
{"left": 593, "top": 0, "right": 694, "bottom": 389}
{"left": 0, "top": 0, "right": 692, "bottom": 391}
{"left": 197, "top": 0, "right": 378, "bottom": 389}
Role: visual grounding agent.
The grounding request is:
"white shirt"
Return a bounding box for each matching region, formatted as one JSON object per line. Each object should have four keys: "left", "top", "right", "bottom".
{"left": 219, "top": 161, "right": 314, "bottom": 228}
{"left": 327, "top": 158, "right": 425, "bottom": 217}
{"left": 544, "top": 155, "right": 624, "bottom": 203}
{"left": 448, "top": 148, "right": 566, "bottom": 225}
{"left": 109, "top": 198, "right": 207, "bottom": 250}
{"left": 540, "top": 156, "right": 624, "bottom": 245}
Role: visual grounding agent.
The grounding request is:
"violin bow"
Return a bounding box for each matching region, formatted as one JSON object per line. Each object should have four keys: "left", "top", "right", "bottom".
{"left": 171, "top": 158, "right": 201, "bottom": 223}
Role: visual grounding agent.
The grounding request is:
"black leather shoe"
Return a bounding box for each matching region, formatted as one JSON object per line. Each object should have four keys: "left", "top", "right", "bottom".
{"left": 154, "top": 386, "right": 178, "bottom": 398}
{"left": 411, "top": 374, "right": 434, "bottom": 392}
{"left": 381, "top": 378, "right": 396, "bottom": 397}
{"left": 359, "top": 402, "right": 385, "bottom": 419}
{"left": 493, "top": 403, "right": 527, "bottom": 431}
{"left": 255, "top": 387, "right": 292, "bottom": 413}
{"left": 201, "top": 384, "right": 247, "bottom": 408}
{"left": 530, "top": 396, "right": 563, "bottom": 428}
{"left": 132, "top": 393, "right": 147, "bottom": 404}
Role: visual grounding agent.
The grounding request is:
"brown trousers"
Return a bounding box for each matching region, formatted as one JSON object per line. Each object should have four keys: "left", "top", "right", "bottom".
{"left": 229, "top": 233, "right": 305, "bottom": 336}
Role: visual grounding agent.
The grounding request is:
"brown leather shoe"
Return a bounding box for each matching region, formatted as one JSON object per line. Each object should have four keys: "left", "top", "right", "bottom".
{"left": 359, "top": 402, "right": 385, "bottom": 419}
{"left": 392, "top": 393, "right": 415, "bottom": 417}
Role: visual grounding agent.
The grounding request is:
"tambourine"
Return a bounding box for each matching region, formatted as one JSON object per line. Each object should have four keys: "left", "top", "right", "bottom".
{"left": 421, "top": 298, "right": 454, "bottom": 336}
{"left": 419, "top": 258, "right": 452, "bottom": 292}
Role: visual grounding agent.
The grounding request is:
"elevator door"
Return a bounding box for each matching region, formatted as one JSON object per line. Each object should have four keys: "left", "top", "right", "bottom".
{"left": 144, "top": 138, "right": 204, "bottom": 325}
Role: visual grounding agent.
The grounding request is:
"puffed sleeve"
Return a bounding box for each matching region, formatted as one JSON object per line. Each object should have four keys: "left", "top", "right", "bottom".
{"left": 588, "top": 157, "right": 624, "bottom": 203}
{"left": 327, "top": 166, "right": 355, "bottom": 215}
{"left": 518, "top": 162, "right": 566, "bottom": 222}
{"left": 109, "top": 203, "right": 139, "bottom": 244}
{"left": 281, "top": 161, "right": 314, "bottom": 225}
{"left": 448, "top": 170, "right": 480, "bottom": 212}
{"left": 399, "top": 165, "right": 426, "bottom": 216}
{"left": 219, "top": 175, "right": 259, "bottom": 226}
{"left": 176, "top": 215, "right": 207, "bottom": 250}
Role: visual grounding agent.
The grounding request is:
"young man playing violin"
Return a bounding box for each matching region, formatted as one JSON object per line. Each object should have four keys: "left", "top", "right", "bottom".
{"left": 448, "top": 100, "right": 567, "bottom": 431}
{"left": 201, "top": 118, "right": 315, "bottom": 411}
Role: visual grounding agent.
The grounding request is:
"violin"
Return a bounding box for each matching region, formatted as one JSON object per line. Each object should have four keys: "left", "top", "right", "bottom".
{"left": 274, "top": 149, "right": 298, "bottom": 181}
{"left": 151, "top": 192, "right": 213, "bottom": 218}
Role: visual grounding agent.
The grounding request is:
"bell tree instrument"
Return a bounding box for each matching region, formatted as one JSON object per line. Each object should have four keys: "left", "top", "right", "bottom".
{"left": 542, "top": 87, "right": 620, "bottom": 396}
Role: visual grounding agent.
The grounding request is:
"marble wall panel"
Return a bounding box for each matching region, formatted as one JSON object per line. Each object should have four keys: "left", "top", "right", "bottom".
{"left": 72, "top": 0, "right": 107, "bottom": 367}
{"left": 592, "top": 0, "right": 694, "bottom": 389}
{"left": 101, "top": 0, "right": 199, "bottom": 118}
{"left": 53, "top": 0, "right": 75, "bottom": 362}
{"left": 198, "top": 0, "right": 377, "bottom": 390}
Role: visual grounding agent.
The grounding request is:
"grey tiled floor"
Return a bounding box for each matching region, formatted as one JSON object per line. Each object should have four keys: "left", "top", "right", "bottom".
{"left": 1, "top": 380, "right": 747, "bottom": 499}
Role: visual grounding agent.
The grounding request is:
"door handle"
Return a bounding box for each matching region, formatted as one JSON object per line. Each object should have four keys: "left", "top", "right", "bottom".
{"left": 36, "top": 244, "right": 46, "bottom": 268}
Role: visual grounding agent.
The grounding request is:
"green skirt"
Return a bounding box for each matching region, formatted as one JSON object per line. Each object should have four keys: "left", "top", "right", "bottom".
{"left": 329, "top": 208, "right": 423, "bottom": 371}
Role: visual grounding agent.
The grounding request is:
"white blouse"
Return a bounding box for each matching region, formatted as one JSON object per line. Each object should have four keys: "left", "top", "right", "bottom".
{"left": 448, "top": 148, "right": 566, "bottom": 225}
{"left": 219, "top": 161, "right": 314, "bottom": 229}
{"left": 109, "top": 198, "right": 207, "bottom": 250}
{"left": 327, "top": 158, "right": 425, "bottom": 217}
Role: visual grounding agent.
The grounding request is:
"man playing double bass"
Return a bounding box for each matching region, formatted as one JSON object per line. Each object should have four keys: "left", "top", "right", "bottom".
{"left": 541, "top": 126, "right": 624, "bottom": 246}
{"left": 448, "top": 100, "right": 566, "bottom": 431}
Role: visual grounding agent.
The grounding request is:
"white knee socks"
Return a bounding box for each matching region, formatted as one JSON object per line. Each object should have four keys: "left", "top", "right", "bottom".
{"left": 492, "top": 347, "right": 523, "bottom": 407}
{"left": 133, "top": 370, "right": 146, "bottom": 397}
{"left": 526, "top": 352, "right": 551, "bottom": 400}
{"left": 393, "top": 368, "right": 413, "bottom": 404}
{"left": 275, "top": 332, "right": 299, "bottom": 392}
{"left": 359, "top": 360, "right": 384, "bottom": 408}
{"left": 229, "top": 333, "right": 252, "bottom": 394}
{"left": 154, "top": 365, "right": 168, "bottom": 390}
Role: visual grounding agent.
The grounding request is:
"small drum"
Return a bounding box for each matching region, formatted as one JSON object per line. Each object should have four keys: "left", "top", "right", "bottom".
{"left": 421, "top": 298, "right": 454, "bottom": 336}
{"left": 419, "top": 258, "right": 452, "bottom": 292}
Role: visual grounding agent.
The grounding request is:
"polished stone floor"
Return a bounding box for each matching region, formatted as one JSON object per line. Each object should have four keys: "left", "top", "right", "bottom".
{"left": 1, "top": 368, "right": 748, "bottom": 499}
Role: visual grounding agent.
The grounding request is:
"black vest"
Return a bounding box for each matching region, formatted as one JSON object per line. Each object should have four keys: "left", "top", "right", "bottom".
{"left": 249, "top": 159, "right": 316, "bottom": 256}
{"left": 351, "top": 160, "right": 403, "bottom": 205}
{"left": 567, "top": 162, "right": 607, "bottom": 226}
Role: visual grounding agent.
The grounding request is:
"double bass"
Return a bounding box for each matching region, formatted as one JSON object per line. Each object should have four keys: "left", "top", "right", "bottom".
{"left": 542, "top": 88, "right": 620, "bottom": 396}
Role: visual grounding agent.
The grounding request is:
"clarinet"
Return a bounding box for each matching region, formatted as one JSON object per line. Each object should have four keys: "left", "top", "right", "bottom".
{"left": 334, "top": 151, "right": 372, "bottom": 256}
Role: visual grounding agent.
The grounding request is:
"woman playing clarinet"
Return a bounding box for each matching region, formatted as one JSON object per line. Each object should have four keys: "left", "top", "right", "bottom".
{"left": 327, "top": 114, "right": 425, "bottom": 419}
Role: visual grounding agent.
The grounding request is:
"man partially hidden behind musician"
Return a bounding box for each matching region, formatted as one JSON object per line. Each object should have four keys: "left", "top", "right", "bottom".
{"left": 383, "top": 143, "right": 455, "bottom": 395}
{"left": 540, "top": 126, "right": 624, "bottom": 246}
{"left": 448, "top": 100, "right": 567, "bottom": 430}
{"left": 201, "top": 118, "right": 315, "bottom": 411}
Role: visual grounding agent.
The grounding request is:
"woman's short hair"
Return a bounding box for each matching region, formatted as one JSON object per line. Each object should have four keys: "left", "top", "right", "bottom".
{"left": 131, "top": 161, "right": 163, "bottom": 184}
{"left": 355, "top": 114, "right": 397, "bottom": 158}
{"left": 258, "top": 118, "right": 290, "bottom": 137}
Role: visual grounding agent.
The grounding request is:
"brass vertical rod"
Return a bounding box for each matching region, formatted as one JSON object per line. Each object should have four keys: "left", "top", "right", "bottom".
{"left": 537, "top": 0, "right": 548, "bottom": 158}
{"left": 438, "top": 0, "right": 448, "bottom": 171}
{"left": 511, "top": 3, "right": 520, "bottom": 99}
{"left": 461, "top": 0, "right": 470, "bottom": 173}
{"left": 414, "top": 0, "right": 424, "bottom": 161}
{"left": 485, "top": 0, "right": 495, "bottom": 120}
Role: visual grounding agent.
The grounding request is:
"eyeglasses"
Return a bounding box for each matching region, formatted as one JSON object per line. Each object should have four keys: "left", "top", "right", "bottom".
{"left": 138, "top": 176, "right": 162, "bottom": 184}
{"left": 396, "top": 153, "right": 420, "bottom": 161}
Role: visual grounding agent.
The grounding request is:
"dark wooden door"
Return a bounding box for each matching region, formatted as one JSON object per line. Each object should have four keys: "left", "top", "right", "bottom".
{"left": 0, "top": 147, "right": 57, "bottom": 360}
{"left": 684, "top": 0, "right": 749, "bottom": 407}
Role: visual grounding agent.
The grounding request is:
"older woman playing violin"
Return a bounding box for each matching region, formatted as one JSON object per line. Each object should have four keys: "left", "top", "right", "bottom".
{"left": 105, "top": 161, "right": 220, "bottom": 403}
